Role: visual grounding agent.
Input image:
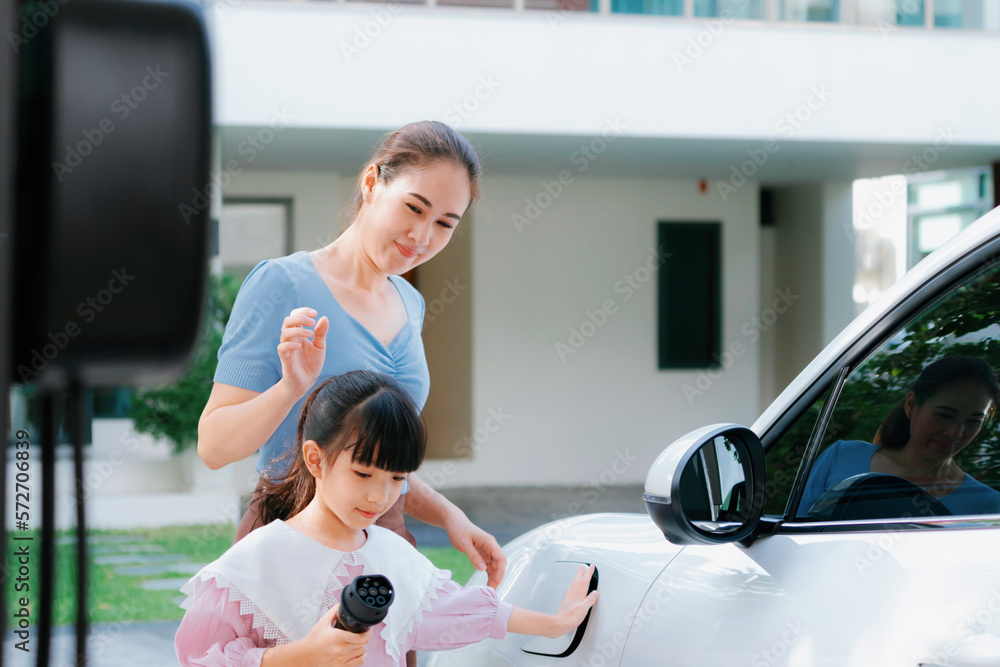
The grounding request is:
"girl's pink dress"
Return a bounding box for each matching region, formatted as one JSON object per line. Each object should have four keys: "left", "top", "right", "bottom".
{"left": 174, "top": 521, "right": 512, "bottom": 667}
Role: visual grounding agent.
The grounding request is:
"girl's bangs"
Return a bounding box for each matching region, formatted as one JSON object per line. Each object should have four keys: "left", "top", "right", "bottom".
{"left": 348, "top": 389, "right": 425, "bottom": 472}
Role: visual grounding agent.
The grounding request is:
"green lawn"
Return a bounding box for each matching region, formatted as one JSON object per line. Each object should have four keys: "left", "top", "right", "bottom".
{"left": 6, "top": 525, "right": 476, "bottom": 626}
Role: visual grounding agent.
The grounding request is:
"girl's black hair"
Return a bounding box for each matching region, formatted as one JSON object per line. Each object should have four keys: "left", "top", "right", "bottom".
{"left": 874, "top": 355, "right": 999, "bottom": 449}
{"left": 255, "top": 370, "right": 426, "bottom": 525}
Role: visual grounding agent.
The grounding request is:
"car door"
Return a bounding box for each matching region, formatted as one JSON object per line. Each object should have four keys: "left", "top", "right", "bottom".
{"left": 622, "top": 228, "right": 1000, "bottom": 666}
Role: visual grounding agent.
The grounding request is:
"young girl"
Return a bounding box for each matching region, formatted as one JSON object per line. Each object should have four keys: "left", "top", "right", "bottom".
{"left": 175, "top": 370, "right": 598, "bottom": 666}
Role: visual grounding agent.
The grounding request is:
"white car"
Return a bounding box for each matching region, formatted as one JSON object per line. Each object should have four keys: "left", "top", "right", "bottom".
{"left": 428, "top": 207, "right": 1000, "bottom": 667}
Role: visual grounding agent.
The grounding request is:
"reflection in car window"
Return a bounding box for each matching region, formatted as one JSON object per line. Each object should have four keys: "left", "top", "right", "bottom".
{"left": 796, "top": 263, "right": 1000, "bottom": 520}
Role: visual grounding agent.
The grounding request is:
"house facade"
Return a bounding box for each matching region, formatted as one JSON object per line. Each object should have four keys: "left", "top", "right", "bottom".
{"left": 26, "top": 0, "right": 1000, "bottom": 528}
{"left": 211, "top": 0, "right": 1000, "bottom": 490}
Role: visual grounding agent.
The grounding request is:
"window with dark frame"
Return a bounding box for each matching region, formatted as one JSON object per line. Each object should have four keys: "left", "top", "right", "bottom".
{"left": 657, "top": 221, "right": 721, "bottom": 370}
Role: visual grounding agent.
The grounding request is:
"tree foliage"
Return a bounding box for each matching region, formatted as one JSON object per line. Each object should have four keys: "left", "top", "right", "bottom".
{"left": 129, "top": 273, "right": 241, "bottom": 453}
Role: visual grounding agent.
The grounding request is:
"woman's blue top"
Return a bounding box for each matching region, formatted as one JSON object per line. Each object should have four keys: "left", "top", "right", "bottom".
{"left": 800, "top": 440, "right": 1000, "bottom": 517}
{"left": 214, "top": 251, "right": 430, "bottom": 475}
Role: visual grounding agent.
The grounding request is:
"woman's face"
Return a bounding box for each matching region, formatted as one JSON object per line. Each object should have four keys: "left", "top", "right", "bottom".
{"left": 359, "top": 160, "right": 471, "bottom": 275}
{"left": 904, "top": 379, "right": 994, "bottom": 462}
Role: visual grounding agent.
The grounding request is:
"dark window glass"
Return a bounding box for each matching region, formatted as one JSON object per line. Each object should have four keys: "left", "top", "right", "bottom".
{"left": 763, "top": 384, "right": 835, "bottom": 516}
{"left": 657, "top": 222, "right": 721, "bottom": 369}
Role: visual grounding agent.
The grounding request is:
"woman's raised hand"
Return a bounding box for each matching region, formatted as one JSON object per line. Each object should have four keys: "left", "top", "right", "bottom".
{"left": 277, "top": 307, "right": 329, "bottom": 400}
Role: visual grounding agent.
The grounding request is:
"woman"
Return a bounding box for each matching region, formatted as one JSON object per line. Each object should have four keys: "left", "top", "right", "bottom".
{"left": 800, "top": 355, "right": 1000, "bottom": 516}
{"left": 197, "top": 121, "right": 505, "bottom": 591}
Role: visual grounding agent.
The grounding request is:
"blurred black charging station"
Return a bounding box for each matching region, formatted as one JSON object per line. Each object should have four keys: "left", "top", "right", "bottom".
{"left": 2, "top": 0, "right": 213, "bottom": 663}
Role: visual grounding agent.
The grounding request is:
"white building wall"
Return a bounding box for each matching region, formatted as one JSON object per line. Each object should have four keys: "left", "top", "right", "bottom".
{"left": 213, "top": 3, "right": 1000, "bottom": 146}
{"left": 424, "top": 173, "right": 761, "bottom": 487}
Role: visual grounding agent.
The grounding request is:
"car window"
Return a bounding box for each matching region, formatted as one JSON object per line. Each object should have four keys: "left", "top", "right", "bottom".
{"left": 793, "top": 261, "right": 1000, "bottom": 521}
{"left": 762, "top": 384, "right": 836, "bottom": 516}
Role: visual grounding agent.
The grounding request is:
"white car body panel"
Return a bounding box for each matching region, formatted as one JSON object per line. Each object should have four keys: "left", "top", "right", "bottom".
{"left": 623, "top": 523, "right": 1000, "bottom": 666}
{"left": 430, "top": 515, "right": 1000, "bottom": 667}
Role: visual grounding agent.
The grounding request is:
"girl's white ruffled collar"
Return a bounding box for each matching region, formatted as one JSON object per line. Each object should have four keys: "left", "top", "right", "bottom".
{"left": 180, "top": 521, "right": 450, "bottom": 663}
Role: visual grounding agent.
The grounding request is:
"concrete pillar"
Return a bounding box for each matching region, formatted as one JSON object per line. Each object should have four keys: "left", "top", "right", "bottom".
{"left": 763, "top": 182, "right": 855, "bottom": 400}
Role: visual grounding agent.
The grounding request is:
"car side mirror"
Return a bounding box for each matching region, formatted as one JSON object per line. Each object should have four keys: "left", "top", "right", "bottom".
{"left": 644, "top": 424, "right": 766, "bottom": 545}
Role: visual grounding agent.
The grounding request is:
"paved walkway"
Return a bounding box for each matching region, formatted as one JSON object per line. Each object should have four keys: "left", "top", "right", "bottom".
{"left": 4, "top": 485, "right": 646, "bottom": 666}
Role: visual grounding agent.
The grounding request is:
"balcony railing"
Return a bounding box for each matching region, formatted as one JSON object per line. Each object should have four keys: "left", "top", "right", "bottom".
{"left": 259, "top": 0, "right": 999, "bottom": 31}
